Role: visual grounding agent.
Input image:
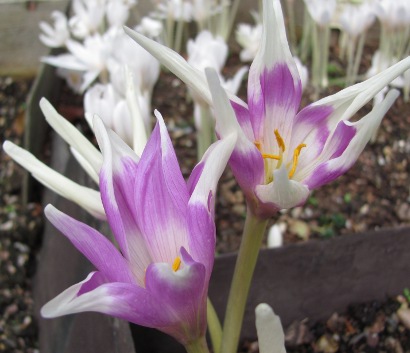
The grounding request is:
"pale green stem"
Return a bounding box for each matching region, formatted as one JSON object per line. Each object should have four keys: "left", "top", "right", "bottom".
{"left": 223, "top": 0, "right": 242, "bottom": 40}
{"left": 196, "top": 105, "right": 214, "bottom": 160}
{"left": 166, "top": 14, "right": 174, "bottom": 50}
{"left": 207, "top": 297, "right": 222, "bottom": 353}
{"left": 351, "top": 31, "right": 366, "bottom": 84}
{"left": 174, "top": 17, "right": 185, "bottom": 54}
{"left": 345, "top": 36, "right": 356, "bottom": 86}
{"left": 219, "top": 208, "right": 268, "bottom": 353}
{"left": 319, "top": 24, "right": 330, "bottom": 89}
{"left": 299, "top": 8, "right": 312, "bottom": 62}
{"left": 185, "top": 336, "right": 209, "bottom": 353}
{"left": 285, "top": 0, "right": 297, "bottom": 54}
{"left": 311, "top": 22, "right": 320, "bottom": 89}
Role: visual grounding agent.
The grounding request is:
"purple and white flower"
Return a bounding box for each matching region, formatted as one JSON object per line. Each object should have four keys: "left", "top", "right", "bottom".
{"left": 125, "top": 0, "right": 410, "bottom": 219}
{"left": 41, "top": 112, "right": 236, "bottom": 345}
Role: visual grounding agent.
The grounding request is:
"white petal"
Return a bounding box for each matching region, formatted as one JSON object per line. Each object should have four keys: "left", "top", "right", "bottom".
{"left": 255, "top": 303, "right": 286, "bottom": 353}
{"left": 70, "top": 147, "right": 99, "bottom": 184}
{"left": 189, "top": 133, "right": 237, "bottom": 206}
{"left": 3, "top": 141, "right": 105, "bottom": 219}
{"left": 255, "top": 165, "right": 309, "bottom": 210}
{"left": 40, "top": 98, "right": 103, "bottom": 174}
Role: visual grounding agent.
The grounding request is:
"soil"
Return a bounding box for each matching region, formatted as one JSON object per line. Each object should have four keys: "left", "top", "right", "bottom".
{"left": 0, "top": 49, "right": 409, "bottom": 352}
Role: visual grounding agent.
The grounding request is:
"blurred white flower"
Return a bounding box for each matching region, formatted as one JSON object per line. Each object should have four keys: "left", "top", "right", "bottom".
{"left": 304, "top": 0, "right": 336, "bottom": 26}
{"left": 339, "top": 2, "right": 376, "bottom": 38}
{"left": 69, "top": 0, "right": 106, "bottom": 39}
{"left": 236, "top": 22, "right": 263, "bottom": 62}
{"left": 39, "top": 11, "right": 70, "bottom": 48}
{"left": 374, "top": 0, "right": 410, "bottom": 29}
{"left": 157, "top": 0, "right": 193, "bottom": 21}
{"left": 136, "top": 17, "right": 163, "bottom": 38}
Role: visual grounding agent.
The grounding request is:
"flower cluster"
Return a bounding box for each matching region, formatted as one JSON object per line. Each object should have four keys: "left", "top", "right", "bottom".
{"left": 4, "top": 0, "right": 410, "bottom": 352}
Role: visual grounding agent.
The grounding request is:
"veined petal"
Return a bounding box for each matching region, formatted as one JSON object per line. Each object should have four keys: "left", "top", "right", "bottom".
{"left": 255, "top": 303, "right": 286, "bottom": 353}
{"left": 304, "top": 89, "right": 400, "bottom": 189}
{"left": 145, "top": 248, "right": 207, "bottom": 344}
{"left": 255, "top": 165, "right": 309, "bottom": 215}
{"left": 41, "top": 272, "right": 175, "bottom": 327}
{"left": 3, "top": 141, "right": 105, "bottom": 219}
{"left": 134, "top": 111, "right": 189, "bottom": 264}
{"left": 248, "top": 0, "right": 302, "bottom": 143}
{"left": 188, "top": 133, "right": 236, "bottom": 275}
{"left": 40, "top": 98, "right": 103, "bottom": 174}
{"left": 94, "top": 116, "right": 150, "bottom": 285}
{"left": 205, "top": 68, "right": 264, "bottom": 198}
{"left": 45, "top": 205, "right": 134, "bottom": 283}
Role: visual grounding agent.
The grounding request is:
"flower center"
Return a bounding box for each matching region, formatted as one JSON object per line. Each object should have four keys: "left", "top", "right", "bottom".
{"left": 255, "top": 129, "right": 306, "bottom": 182}
{"left": 172, "top": 256, "right": 182, "bottom": 272}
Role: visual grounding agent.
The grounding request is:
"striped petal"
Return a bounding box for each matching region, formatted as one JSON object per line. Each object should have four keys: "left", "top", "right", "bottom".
{"left": 45, "top": 205, "right": 134, "bottom": 283}
{"left": 133, "top": 111, "right": 189, "bottom": 264}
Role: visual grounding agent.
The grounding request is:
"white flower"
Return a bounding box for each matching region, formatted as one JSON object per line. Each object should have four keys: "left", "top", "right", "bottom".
{"left": 136, "top": 17, "right": 163, "bottom": 38}
{"left": 69, "top": 0, "right": 106, "bottom": 39}
{"left": 374, "top": 0, "right": 410, "bottom": 29}
{"left": 339, "top": 3, "right": 376, "bottom": 38}
{"left": 236, "top": 22, "right": 263, "bottom": 62}
{"left": 157, "top": 0, "right": 193, "bottom": 21}
{"left": 267, "top": 224, "right": 285, "bottom": 248}
{"left": 39, "top": 11, "right": 70, "bottom": 48}
{"left": 304, "top": 0, "right": 336, "bottom": 26}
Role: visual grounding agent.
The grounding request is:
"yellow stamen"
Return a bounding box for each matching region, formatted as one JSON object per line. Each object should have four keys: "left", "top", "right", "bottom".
{"left": 254, "top": 141, "right": 262, "bottom": 151}
{"left": 288, "top": 143, "right": 306, "bottom": 178}
{"left": 172, "top": 257, "right": 181, "bottom": 272}
{"left": 274, "top": 129, "right": 286, "bottom": 152}
{"left": 262, "top": 153, "right": 281, "bottom": 160}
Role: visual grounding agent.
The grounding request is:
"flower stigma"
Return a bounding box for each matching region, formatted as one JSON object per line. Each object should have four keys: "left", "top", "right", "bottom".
{"left": 172, "top": 256, "right": 182, "bottom": 272}
{"left": 255, "top": 130, "right": 306, "bottom": 182}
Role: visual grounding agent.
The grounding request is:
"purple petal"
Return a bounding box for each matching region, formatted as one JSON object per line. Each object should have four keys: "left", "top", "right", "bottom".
{"left": 41, "top": 272, "right": 176, "bottom": 328}
{"left": 304, "top": 89, "right": 399, "bottom": 189}
{"left": 145, "top": 249, "right": 207, "bottom": 344}
{"left": 45, "top": 205, "right": 134, "bottom": 284}
{"left": 134, "top": 111, "right": 189, "bottom": 264}
{"left": 94, "top": 117, "right": 151, "bottom": 284}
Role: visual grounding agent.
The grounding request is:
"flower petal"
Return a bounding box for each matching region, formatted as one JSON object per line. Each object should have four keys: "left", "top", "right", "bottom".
{"left": 188, "top": 133, "right": 236, "bottom": 276}
{"left": 40, "top": 98, "right": 103, "bottom": 175}
{"left": 134, "top": 111, "right": 189, "bottom": 264}
{"left": 255, "top": 165, "right": 309, "bottom": 214}
{"left": 304, "top": 89, "right": 400, "bottom": 189}
{"left": 3, "top": 141, "right": 105, "bottom": 219}
{"left": 145, "top": 248, "right": 207, "bottom": 344}
{"left": 41, "top": 272, "right": 174, "bottom": 328}
{"left": 94, "top": 116, "right": 150, "bottom": 285}
{"left": 45, "top": 204, "right": 134, "bottom": 283}
{"left": 124, "top": 26, "right": 212, "bottom": 105}
{"left": 248, "top": 0, "right": 302, "bottom": 143}
{"left": 205, "top": 68, "right": 264, "bottom": 200}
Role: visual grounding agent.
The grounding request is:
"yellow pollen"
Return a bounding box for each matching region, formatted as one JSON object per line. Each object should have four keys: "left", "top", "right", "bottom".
{"left": 274, "top": 129, "right": 286, "bottom": 152}
{"left": 172, "top": 257, "right": 181, "bottom": 272}
{"left": 288, "top": 143, "right": 306, "bottom": 178}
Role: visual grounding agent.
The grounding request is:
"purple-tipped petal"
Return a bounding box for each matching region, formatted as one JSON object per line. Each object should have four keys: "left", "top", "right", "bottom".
{"left": 248, "top": 0, "right": 302, "bottom": 142}
{"left": 94, "top": 117, "right": 151, "bottom": 284}
{"left": 41, "top": 272, "right": 175, "bottom": 328}
{"left": 134, "top": 111, "right": 189, "bottom": 264}
{"left": 45, "top": 205, "right": 134, "bottom": 283}
{"left": 205, "top": 68, "right": 264, "bottom": 198}
{"left": 304, "top": 89, "right": 400, "bottom": 189}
